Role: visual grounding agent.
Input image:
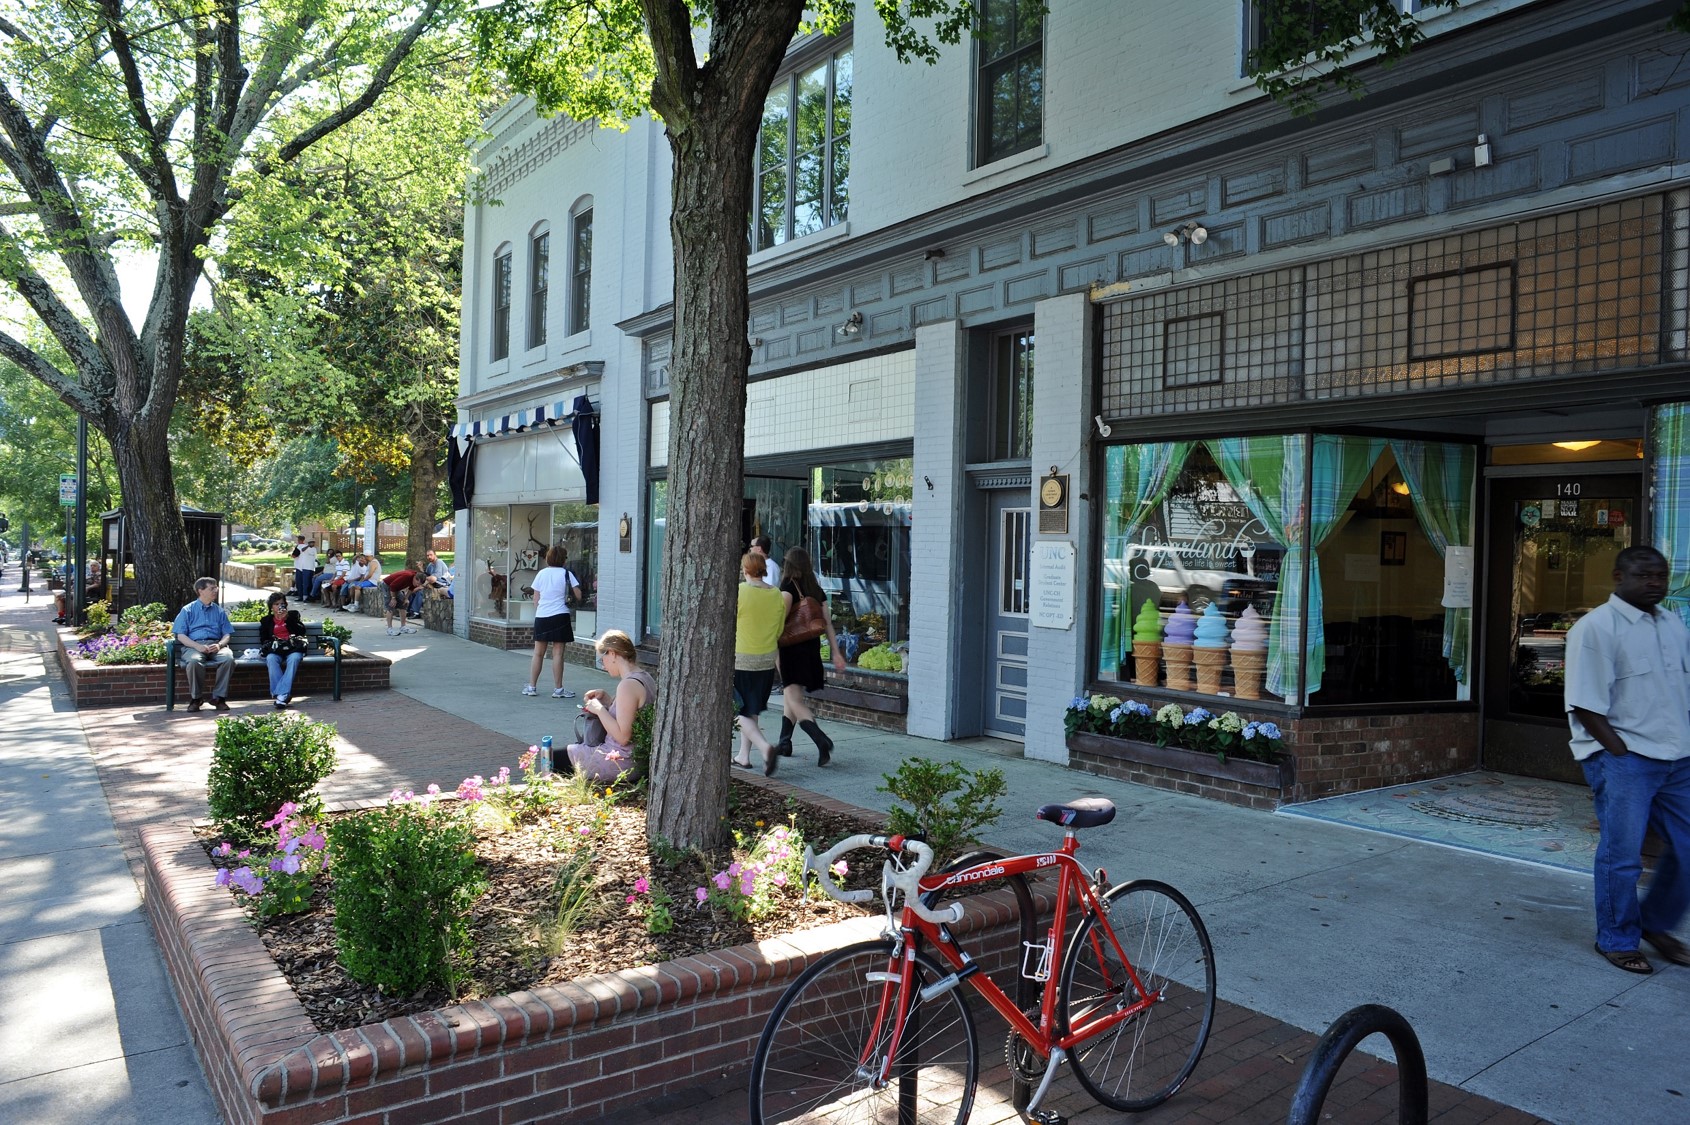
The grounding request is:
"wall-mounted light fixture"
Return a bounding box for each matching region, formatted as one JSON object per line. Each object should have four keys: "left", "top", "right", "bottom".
{"left": 1163, "top": 221, "right": 1208, "bottom": 248}
{"left": 1094, "top": 415, "right": 1113, "bottom": 438}
{"left": 835, "top": 311, "right": 864, "bottom": 337}
{"left": 1474, "top": 133, "right": 1493, "bottom": 168}
{"left": 923, "top": 475, "right": 934, "bottom": 491}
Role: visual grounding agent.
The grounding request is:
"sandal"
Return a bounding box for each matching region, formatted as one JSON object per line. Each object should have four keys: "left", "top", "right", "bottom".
{"left": 1595, "top": 944, "right": 1654, "bottom": 974}
{"left": 732, "top": 755, "right": 754, "bottom": 770}
{"left": 1645, "top": 930, "right": 1690, "bottom": 966}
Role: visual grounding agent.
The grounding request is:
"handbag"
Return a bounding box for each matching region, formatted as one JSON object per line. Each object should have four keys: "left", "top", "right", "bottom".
{"left": 574, "top": 708, "right": 607, "bottom": 747}
{"left": 778, "top": 595, "right": 827, "bottom": 646}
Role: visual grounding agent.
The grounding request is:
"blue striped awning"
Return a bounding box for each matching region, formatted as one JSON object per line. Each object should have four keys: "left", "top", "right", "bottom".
{"left": 450, "top": 399, "right": 571, "bottom": 441}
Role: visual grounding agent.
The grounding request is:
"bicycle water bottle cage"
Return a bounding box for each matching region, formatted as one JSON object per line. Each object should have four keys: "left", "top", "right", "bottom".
{"left": 1034, "top": 798, "right": 1116, "bottom": 829}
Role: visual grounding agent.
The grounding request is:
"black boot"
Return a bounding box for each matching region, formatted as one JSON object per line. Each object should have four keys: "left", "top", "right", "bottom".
{"left": 776, "top": 715, "right": 795, "bottom": 757}
{"left": 800, "top": 719, "right": 833, "bottom": 767}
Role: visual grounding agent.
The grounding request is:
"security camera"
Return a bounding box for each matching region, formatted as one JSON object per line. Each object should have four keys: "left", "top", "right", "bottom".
{"left": 1094, "top": 415, "right": 1112, "bottom": 438}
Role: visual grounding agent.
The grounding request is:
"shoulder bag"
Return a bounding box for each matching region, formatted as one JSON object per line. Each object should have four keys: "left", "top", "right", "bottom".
{"left": 778, "top": 594, "right": 827, "bottom": 646}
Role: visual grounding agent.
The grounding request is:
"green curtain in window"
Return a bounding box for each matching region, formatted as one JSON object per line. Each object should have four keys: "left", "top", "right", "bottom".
{"left": 1099, "top": 442, "right": 1195, "bottom": 676}
{"left": 1307, "top": 436, "right": 1387, "bottom": 697}
{"left": 1390, "top": 439, "right": 1476, "bottom": 682}
{"left": 1650, "top": 403, "right": 1690, "bottom": 624}
{"left": 1211, "top": 435, "right": 1305, "bottom": 700}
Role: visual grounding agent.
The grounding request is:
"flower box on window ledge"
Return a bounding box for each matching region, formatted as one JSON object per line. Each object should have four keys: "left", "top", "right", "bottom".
{"left": 1063, "top": 698, "right": 1293, "bottom": 810}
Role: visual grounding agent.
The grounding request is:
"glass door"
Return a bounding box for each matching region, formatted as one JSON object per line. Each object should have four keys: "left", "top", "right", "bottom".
{"left": 1482, "top": 471, "right": 1640, "bottom": 781}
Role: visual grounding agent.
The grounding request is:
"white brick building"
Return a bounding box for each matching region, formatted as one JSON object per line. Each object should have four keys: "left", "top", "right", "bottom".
{"left": 457, "top": 0, "right": 1690, "bottom": 802}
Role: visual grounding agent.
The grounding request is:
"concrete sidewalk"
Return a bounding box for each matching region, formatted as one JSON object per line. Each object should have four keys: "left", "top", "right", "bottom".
{"left": 4, "top": 573, "right": 1686, "bottom": 1123}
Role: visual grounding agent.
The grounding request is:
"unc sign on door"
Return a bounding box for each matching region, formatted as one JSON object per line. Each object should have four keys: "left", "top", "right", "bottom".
{"left": 1031, "top": 541, "right": 1075, "bottom": 631}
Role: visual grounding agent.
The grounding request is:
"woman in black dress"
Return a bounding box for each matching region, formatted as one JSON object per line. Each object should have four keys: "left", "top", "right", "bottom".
{"left": 775, "top": 548, "right": 846, "bottom": 765}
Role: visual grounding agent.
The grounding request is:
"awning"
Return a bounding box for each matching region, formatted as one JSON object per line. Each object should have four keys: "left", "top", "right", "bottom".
{"left": 450, "top": 399, "right": 574, "bottom": 440}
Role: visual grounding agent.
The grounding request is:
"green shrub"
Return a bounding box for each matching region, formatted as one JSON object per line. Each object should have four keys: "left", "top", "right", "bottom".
{"left": 319, "top": 618, "right": 351, "bottom": 643}
{"left": 877, "top": 757, "right": 1007, "bottom": 868}
{"left": 119, "top": 602, "right": 166, "bottom": 627}
{"left": 630, "top": 704, "right": 655, "bottom": 778}
{"left": 327, "top": 800, "right": 488, "bottom": 995}
{"left": 206, "top": 713, "right": 338, "bottom": 842}
{"left": 94, "top": 637, "right": 168, "bottom": 664}
{"left": 226, "top": 599, "right": 268, "bottom": 623}
{"left": 82, "top": 600, "right": 112, "bottom": 633}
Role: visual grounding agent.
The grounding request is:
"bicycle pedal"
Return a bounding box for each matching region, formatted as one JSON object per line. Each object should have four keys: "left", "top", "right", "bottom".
{"left": 1026, "top": 1111, "right": 1067, "bottom": 1125}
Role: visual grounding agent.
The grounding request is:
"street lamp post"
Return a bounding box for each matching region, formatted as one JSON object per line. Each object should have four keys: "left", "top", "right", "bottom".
{"left": 73, "top": 416, "right": 87, "bottom": 626}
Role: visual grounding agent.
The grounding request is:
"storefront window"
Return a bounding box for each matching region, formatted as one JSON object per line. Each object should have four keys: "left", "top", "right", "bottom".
{"left": 1097, "top": 435, "right": 1477, "bottom": 706}
{"left": 809, "top": 458, "right": 912, "bottom": 670}
{"left": 644, "top": 480, "right": 667, "bottom": 637}
{"left": 470, "top": 501, "right": 599, "bottom": 631}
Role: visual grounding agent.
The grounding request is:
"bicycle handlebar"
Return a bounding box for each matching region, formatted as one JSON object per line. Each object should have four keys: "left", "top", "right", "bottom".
{"left": 803, "top": 834, "right": 965, "bottom": 925}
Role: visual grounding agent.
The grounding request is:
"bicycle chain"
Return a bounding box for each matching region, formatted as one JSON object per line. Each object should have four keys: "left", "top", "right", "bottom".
{"left": 1004, "top": 1009, "right": 1049, "bottom": 1084}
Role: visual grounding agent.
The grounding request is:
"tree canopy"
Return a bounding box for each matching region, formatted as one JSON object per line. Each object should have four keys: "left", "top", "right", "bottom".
{"left": 0, "top": 0, "right": 456, "bottom": 604}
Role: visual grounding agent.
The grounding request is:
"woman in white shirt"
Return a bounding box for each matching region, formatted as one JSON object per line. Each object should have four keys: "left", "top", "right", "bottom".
{"left": 524, "top": 544, "right": 582, "bottom": 698}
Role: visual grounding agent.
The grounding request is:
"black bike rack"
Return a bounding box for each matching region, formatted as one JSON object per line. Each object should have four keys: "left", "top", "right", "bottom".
{"left": 923, "top": 850, "right": 1039, "bottom": 1115}
{"left": 1286, "top": 1004, "right": 1428, "bottom": 1125}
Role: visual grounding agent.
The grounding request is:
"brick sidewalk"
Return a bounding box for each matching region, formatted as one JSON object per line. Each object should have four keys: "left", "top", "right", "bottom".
{"left": 72, "top": 674, "right": 1547, "bottom": 1125}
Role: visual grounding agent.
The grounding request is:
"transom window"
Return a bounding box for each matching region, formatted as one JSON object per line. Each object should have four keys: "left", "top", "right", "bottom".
{"left": 752, "top": 45, "right": 852, "bottom": 252}
{"left": 992, "top": 328, "right": 1035, "bottom": 461}
{"left": 976, "top": 0, "right": 1042, "bottom": 166}
{"left": 491, "top": 249, "right": 512, "bottom": 361}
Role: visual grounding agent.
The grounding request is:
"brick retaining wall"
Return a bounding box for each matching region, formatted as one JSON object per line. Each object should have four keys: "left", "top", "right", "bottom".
{"left": 141, "top": 796, "right": 1045, "bottom": 1125}
{"left": 56, "top": 630, "right": 391, "bottom": 708}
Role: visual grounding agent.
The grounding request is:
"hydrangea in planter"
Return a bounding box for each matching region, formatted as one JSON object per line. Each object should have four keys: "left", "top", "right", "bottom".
{"left": 1064, "top": 694, "right": 1285, "bottom": 764}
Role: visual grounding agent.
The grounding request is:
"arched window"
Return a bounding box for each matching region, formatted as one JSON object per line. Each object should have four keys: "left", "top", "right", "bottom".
{"left": 569, "top": 199, "right": 593, "bottom": 335}
{"left": 529, "top": 224, "right": 550, "bottom": 349}
{"left": 491, "top": 243, "right": 513, "bottom": 360}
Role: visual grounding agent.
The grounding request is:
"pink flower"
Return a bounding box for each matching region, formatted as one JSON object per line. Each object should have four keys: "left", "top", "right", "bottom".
{"left": 626, "top": 894, "right": 636, "bottom": 905}
{"left": 830, "top": 860, "right": 848, "bottom": 877}
{"left": 262, "top": 802, "right": 299, "bottom": 829}
{"left": 694, "top": 887, "right": 708, "bottom": 904}
{"left": 713, "top": 872, "right": 731, "bottom": 891}
{"left": 213, "top": 842, "right": 232, "bottom": 857}
{"left": 426, "top": 783, "right": 442, "bottom": 795}
{"left": 739, "top": 874, "right": 756, "bottom": 896}
{"left": 633, "top": 877, "right": 649, "bottom": 894}
{"left": 771, "top": 872, "right": 787, "bottom": 886}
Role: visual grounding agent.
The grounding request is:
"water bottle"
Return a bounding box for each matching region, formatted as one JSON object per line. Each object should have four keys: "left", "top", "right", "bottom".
{"left": 539, "top": 735, "right": 553, "bottom": 775}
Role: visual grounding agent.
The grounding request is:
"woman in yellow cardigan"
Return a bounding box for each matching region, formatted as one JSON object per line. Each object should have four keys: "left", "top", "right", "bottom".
{"left": 734, "top": 551, "right": 786, "bottom": 775}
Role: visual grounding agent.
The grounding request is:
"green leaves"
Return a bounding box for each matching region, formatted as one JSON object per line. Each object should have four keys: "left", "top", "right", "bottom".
{"left": 206, "top": 712, "right": 339, "bottom": 843}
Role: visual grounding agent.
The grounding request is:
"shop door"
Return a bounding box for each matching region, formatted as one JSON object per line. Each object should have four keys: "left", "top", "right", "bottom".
{"left": 1482, "top": 471, "right": 1641, "bottom": 782}
{"left": 985, "top": 493, "right": 1031, "bottom": 739}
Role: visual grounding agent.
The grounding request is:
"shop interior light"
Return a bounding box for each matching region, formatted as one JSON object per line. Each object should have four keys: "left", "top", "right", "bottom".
{"left": 1552, "top": 440, "right": 1601, "bottom": 452}
{"left": 1391, "top": 481, "right": 1411, "bottom": 495}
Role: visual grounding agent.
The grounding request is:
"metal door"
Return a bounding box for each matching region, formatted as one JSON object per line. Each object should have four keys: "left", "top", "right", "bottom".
{"left": 985, "top": 493, "right": 1031, "bottom": 738}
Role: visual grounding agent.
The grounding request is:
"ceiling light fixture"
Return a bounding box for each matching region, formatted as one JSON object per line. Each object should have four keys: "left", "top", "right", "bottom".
{"left": 1552, "top": 440, "right": 1601, "bottom": 452}
{"left": 1163, "top": 221, "right": 1209, "bottom": 247}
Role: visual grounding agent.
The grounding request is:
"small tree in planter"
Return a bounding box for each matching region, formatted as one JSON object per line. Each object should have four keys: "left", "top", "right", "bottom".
{"left": 877, "top": 757, "right": 1007, "bottom": 868}
{"left": 206, "top": 713, "right": 338, "bottom": 843}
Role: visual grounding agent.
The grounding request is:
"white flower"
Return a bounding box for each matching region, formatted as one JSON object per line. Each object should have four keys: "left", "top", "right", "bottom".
{"left": 1155, "top": 703, "right": 1185, "bottom": 727}
{"left": 1218, "top": 712, "right": 1244, "bottom": 733}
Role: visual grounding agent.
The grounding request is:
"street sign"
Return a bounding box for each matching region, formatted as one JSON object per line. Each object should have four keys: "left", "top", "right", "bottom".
{"left": 59, "top": 473, "right": 77, "bottom": 507}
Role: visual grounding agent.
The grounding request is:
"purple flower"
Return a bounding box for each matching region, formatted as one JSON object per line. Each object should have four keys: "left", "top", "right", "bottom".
{"left": 229, "top": 867, "right": 264, "bottom": 895}
{"left": 300, "top": 830, "right": 326, "bottom": 851}
{"left": 279, "top": 854, "right": 302, "bottom": 875}
{"left": 215, "top": 868, "right": 232, "bottom": 887}
{"left": 713, "top": 871, "right": 731, "bottom": 891}
{"left": 269, "top": 856, "right": 287, "bottom": 872}
{"left": 213, "top": 842, "right": 233, "bottom": 857}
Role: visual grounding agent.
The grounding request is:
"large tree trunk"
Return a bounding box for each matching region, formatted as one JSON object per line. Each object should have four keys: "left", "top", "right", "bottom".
{"left": 106, "top": 412, "right": 197, "bottom": 609}
{"left": 643, "top": 0, "right": 804, "bottom": 851}
{"left": 405, "top": 427, "right": 445, "bottom": 567}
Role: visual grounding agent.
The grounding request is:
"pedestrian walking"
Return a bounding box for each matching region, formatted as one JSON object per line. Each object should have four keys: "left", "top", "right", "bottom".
{"left": 775, "top": 547, "right": 845, "bottom": 766}
{"left": 750, "top": 534, "right": 781, "bottom": 589}
{"left": 172, "top": 577, "right": 234, "bottom": 712}
{"left": 1565, "top": 544, "right": 1690, "bottom": 974}
{"left": 523, "top": 545, "right": 582, "bottom": 697}
{"left": 733, "top": 550, "right": 785, "bottom": 776}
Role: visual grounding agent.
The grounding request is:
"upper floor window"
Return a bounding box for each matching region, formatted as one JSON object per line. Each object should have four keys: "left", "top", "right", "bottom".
{"left": 528, "top": 232, "right": 549, "bottom": 349}
{"left": 1243, "top": 1, "right": 1424, "bottom": 77}
{"left": 492, "top": 249, "right": 512, "bottom": 361}
{"left": 976, "top": 0, "right": 1042, "bottom": 166}
{"left": 569, "top": 207, "right": 592, "bottom": 334}
{"left": 752, "top": 45, "right": 852, "bottom": 252}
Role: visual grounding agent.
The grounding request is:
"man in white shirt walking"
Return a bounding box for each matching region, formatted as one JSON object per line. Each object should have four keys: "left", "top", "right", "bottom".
{"left": 751, "top": 535, "right": 780, "bottom": 590}
{"left": 1565, "top": 545, "right": 1690, "bottom": 974}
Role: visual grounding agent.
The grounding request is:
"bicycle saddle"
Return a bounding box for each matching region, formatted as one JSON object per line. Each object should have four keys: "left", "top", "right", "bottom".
{"left": 1035, "top": 798, "right": 1116, "bottom": 829}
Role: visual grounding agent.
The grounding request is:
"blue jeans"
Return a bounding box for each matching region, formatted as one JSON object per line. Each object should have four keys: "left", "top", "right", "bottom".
{"left": 294, "top": 568, "right": 314, "bottom": 599}
{"left": 310, "top": 572, "right": 336, "bottom": 599}
{"left": 265, "top": 651, "right": 303, "bottom": 700}
{"left": 1582, "top": 751, "right": 1690, "bottom": 951}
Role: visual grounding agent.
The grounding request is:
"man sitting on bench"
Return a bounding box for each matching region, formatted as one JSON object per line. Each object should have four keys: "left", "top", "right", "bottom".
{"left": 172, "top": 577, "right": 235, "bottom": 712}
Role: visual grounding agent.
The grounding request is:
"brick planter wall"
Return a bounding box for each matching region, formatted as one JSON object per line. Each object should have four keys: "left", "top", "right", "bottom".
{"left": 141, "top": 810, "right": 1044, "bottom": 1125}
{"left": 1068, "top": 732, "right": 1291, "bottom": 811}
{"left": 55, "top": 630, "right": 391, "bottom": 708}
{"left": 1067, "top": 703, "right": 1480, "bottom": 808}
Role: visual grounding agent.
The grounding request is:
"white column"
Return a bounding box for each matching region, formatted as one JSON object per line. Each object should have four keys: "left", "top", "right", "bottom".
{"left": 906, "top": 321, "right": 967, "bottom": 740}
{"left": 1023, "top": 293, "right": 1095, "bottom": 764}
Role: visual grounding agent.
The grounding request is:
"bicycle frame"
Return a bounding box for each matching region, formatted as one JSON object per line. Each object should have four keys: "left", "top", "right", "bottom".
{"left": 862, "top": 833, "right": 1154, "bottom": 1089}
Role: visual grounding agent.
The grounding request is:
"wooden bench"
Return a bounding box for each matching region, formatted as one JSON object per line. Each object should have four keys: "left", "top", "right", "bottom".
{"left": 163, "top": 621, "right": 343, "bottom": 711}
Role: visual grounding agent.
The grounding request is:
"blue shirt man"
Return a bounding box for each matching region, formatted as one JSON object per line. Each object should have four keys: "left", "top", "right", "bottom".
{"left": 173, "top": 578, "right": 235, "bottom": 711}
{"left": 1565, "top": 545, "right": 1690, "bottom": 974}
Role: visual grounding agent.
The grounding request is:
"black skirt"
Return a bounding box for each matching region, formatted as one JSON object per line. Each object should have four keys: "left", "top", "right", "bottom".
{"left": 778, "top": 636, "right": 826, "bottom": 692}
{"left": 534, "top": 613, "right": 575, "bottom": 644}
{"left": 733, "top": 668, "right": 776, "bottom": 717}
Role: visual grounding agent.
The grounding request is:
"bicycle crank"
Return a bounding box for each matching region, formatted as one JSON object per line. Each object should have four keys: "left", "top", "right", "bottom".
{"left": 1005, "top": 1009, "right": 1048, "bottom": 1084}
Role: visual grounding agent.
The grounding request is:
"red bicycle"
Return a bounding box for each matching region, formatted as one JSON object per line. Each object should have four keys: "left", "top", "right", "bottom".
{"left": 749, "top": 797, "right": 1215, "bottom": 1123}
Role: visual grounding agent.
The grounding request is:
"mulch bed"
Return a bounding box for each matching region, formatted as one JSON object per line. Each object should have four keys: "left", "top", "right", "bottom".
{"left": 200, "top": 780, "right": 882, "bottom": 1033}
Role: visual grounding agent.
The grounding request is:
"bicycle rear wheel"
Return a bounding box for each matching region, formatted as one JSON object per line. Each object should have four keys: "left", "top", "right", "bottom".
{"left": 1059, "top": 879, "right": 1215, "bottom": 1111}
{"left": 749, "top": 939, "right": 978, "bottom": 1125}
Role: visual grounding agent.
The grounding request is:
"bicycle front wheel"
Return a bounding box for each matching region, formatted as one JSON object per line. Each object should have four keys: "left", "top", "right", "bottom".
{"left": 1059, "top": 879, "right": 1216, "bottom": 1111}
{"left": 749, "top": 939, "right": 979, "bottom": 1125}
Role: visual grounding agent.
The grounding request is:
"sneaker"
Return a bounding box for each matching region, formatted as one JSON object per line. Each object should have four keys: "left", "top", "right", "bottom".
{"left": 552, "top": 687, "right": 576, "bottom": 699}
{"left": 386, "top": 627, "right": 400, "bottom": 636}
{"left": 399, "top": 625, "right": 417, "bottom": 634}
{"left": 521, "top": 685, "right": 538, "bottom": 696}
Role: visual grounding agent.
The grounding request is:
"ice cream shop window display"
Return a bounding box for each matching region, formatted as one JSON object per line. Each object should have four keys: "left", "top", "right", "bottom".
{"left": 1080, "top": 433, "right": 1477, "bottom": 808}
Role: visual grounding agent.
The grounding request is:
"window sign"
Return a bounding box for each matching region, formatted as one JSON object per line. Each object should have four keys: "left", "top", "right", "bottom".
{"left": 1031, "top": 541, "right": 1074, "bottom": 630}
